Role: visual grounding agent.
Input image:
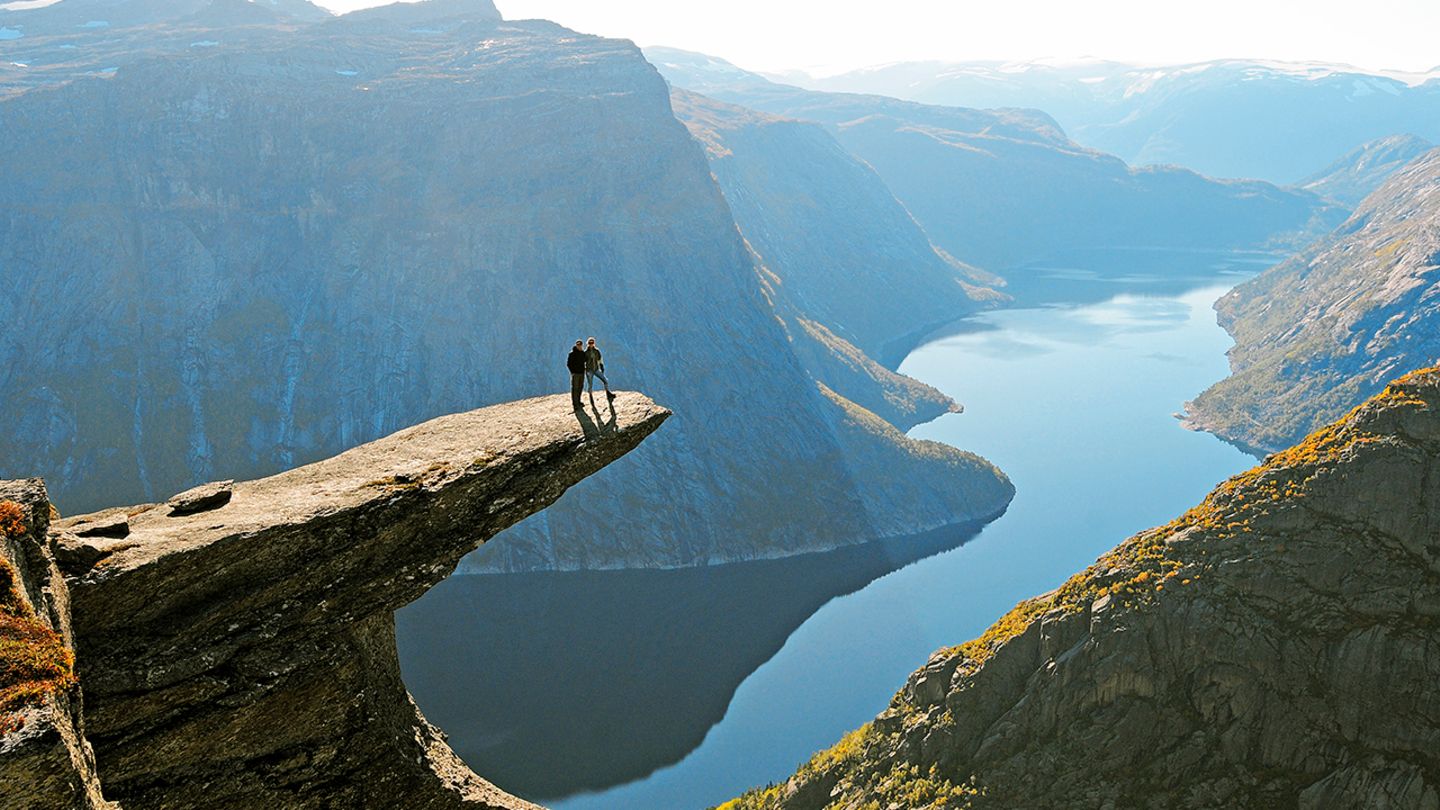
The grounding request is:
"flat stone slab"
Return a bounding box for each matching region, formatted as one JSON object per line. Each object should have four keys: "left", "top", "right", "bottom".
{"left": 165, "top": 481, "right": 233, "bottom": 516}
{"left": 59, "top": 509, "right": 131, "bottom": 539}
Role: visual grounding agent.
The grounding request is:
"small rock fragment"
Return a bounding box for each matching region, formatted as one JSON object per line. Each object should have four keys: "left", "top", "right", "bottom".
{"left": 68, "top": 510, "right": 131, "bottom": 539}
{"left": 167, "top": 481, "right": 235, "bottom": 516}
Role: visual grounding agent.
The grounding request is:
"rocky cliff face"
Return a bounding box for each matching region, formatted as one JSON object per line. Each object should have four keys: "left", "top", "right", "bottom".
{"left": 647, "top": 48, "right": 1344, "bottom": 274}
{"left": 724, "top": 367, "right": 1440, "bottom": 810}
{"left": 1, "top": 392, "right": 667, "bottom": 809}
{"left": 671, "top": 89, "right": 1004, "bottom": 364}
{"left": 1299, "top": 134, "right": 1435, "bottom": 208}
{"left": 0, "top": 480, "right": 113, "bottom": 810}
{"left": 669, "top": 89, "right": 999, "bottom": 429}
{"left": 0, "top": 1, "right": 1013, "bottom": 572}
{"left": 1187, "top": 147, "right": 1440, "bottom": 455}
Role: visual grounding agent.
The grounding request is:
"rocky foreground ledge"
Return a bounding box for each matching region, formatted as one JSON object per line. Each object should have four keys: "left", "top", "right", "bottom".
{"left": 726, "top": 368, "right": 1440, "bottom": 809}
{"left": 1, "top": 393, "right": 668, "bottom": 809}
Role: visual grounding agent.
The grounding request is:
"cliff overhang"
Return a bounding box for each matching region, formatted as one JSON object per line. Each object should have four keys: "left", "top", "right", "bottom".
{"left": 2, "top": 392, "right": 668, "bottom": 809}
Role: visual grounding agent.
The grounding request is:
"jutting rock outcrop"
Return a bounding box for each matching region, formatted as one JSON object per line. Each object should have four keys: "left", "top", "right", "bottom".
{"left": 3, "top": 392, "right": 668, "bottom": 809}
{"left": 725, "top": 368, "right": 1440, "bottom": 809}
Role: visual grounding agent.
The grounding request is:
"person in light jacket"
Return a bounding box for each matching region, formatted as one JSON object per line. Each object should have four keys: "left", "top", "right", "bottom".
{"left": 584, "top": 337, "right": 616, "bottom": 402}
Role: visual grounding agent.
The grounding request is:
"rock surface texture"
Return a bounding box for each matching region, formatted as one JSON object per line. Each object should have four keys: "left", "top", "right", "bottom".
{"left": 0, "top": 479, "right": 113, "bottom": 809}
{"left": 725, "top": 368, "right": 1440, "bottom": 809}
{"left": 37, "top": 392, "right": 666, "bottom": 809}
{"left": 1187, "top": 147, "right": 1440, "bottom": 455}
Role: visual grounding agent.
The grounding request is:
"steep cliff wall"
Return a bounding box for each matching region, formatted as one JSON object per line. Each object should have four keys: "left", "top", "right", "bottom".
{"left": 0, "top": 480, "right": 112, "bottom": 809}
{"left": 671, "top": 89, "right": 1004, "bottom": 365}
{"left": 27, "top": 392, "right": 665, "bottom": 809}
{"left": 0, "top": 2, "right": 1013, "bottom": 572}
{"left": 726, "top": 367, "right": 1440, "bottom": 809}
{"left": 670, "top": 89, "right": 999, "bottom": 429}
{"left": 1187, "top": 147, "right": 1440, "bottom": 455}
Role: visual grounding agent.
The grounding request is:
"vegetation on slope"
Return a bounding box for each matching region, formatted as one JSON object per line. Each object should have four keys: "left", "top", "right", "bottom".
{"left": 1186, "top": 147, "right": 1440, "bottom": 454}
{"left": 0, "top": 500, "right": 76, "bottom": 735}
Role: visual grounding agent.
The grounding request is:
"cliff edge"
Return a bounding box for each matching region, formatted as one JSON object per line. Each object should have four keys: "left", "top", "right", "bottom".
{"left": 726, "top": 368, "right": 1440, "bottom": 809}
{"left": 2, "top": 392, "right": 668, "bottom": 808}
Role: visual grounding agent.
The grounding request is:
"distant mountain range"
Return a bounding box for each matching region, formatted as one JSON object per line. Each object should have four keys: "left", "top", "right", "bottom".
{"left": 784, "top": 58, "right": 1440, "bottom": 184}
{"left": 649, "top": 48, "right": 1343, "bottom": 273}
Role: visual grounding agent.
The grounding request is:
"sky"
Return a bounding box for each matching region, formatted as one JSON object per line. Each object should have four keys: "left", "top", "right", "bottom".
{"left": 311, "top": 0, "right": 1440, "bottom": 76}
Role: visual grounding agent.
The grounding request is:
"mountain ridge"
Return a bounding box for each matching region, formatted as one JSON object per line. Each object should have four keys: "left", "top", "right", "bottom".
{"left": 1185, "top": 146, "right": 1440, "bottom": 455}
{"left": 1298, "top": 133, "right": 1434, "bottom": 207}
{"left": 647, "top": 47, "right": 1343, "bottom": 273}
{"left": 785, "top": 57, "right": 1440, "bottom": 183}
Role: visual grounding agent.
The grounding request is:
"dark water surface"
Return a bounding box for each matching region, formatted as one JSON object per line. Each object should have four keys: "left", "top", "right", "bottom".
{"left": 398, "top": 255, "right": 1262, "bottom": 809}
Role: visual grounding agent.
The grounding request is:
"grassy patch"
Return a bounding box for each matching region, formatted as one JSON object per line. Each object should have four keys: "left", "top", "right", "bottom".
{"left": 1, "top": 500, "right": 77, "bottom": 735}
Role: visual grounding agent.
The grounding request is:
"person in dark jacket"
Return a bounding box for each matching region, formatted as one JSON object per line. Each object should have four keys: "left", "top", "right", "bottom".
{"left": 584, "top": 337, "right": 616, "bottom": 403}
{"left": 566, "top": 340, "right": 587, "bottom": 410}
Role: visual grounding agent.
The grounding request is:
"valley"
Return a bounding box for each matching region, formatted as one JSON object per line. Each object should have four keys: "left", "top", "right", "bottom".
{"left": 3, "top": 1, "right": 1438, "bottom": 808}
{"left": 400, "top": 259, "right": 1259, "bottom": 808}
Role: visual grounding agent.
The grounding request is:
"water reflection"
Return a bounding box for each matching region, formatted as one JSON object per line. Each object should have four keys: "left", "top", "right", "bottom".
{"left": 999, "top": 246, "right": 1279, "bottom": 307}
{"left": 396, "top": 522, "right": 985, "bottom": 801}
{"left": 398, "top": 251, "right": 1265, "bottom": 809}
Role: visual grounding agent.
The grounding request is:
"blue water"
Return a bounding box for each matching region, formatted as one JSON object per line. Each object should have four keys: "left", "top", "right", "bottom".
{"left": 547, "top": 281, "right": 1254, "bottom": 809}
{"left": 399, "top": 270, "right": 1260, "bottom": 810}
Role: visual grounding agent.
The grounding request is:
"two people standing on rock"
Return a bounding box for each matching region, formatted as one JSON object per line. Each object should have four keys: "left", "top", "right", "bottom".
{"left": 567, "top": 337, "right": 615, "bottom": 411}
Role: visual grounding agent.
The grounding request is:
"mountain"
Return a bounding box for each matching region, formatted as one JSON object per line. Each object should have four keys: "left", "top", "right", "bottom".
{"left": 724, "top": 366, "right": 1440, "bottom": 810}
{"left": 670, "top": 88, "right": 1003, "bottom": 420}
{"left": 796, "top": 59, "right": 1440, "bottom": 184}
{"left": 0, "top": 0, "right": 330, "bottom": 34}
{"left": 1185, "top": 147, "right": 1440, "bottom": 455}
{"left": 0, "top": 1, "right": 1013, "bottom": 572}
{"left": 1299, "top": 134, "right": 1434, "bottom": 207}
{"left": 647, "top": 48, "right": 1343, "bottom": 274}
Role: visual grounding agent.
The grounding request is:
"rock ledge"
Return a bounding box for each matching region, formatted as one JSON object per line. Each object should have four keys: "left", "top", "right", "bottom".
{"left": 21, "top": 392, "right": 665, "bottom": 809}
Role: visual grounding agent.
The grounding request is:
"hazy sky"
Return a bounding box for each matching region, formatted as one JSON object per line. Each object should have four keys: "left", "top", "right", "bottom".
{"left": 313, "top": 0, "right": 1440, "bottom": 76}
